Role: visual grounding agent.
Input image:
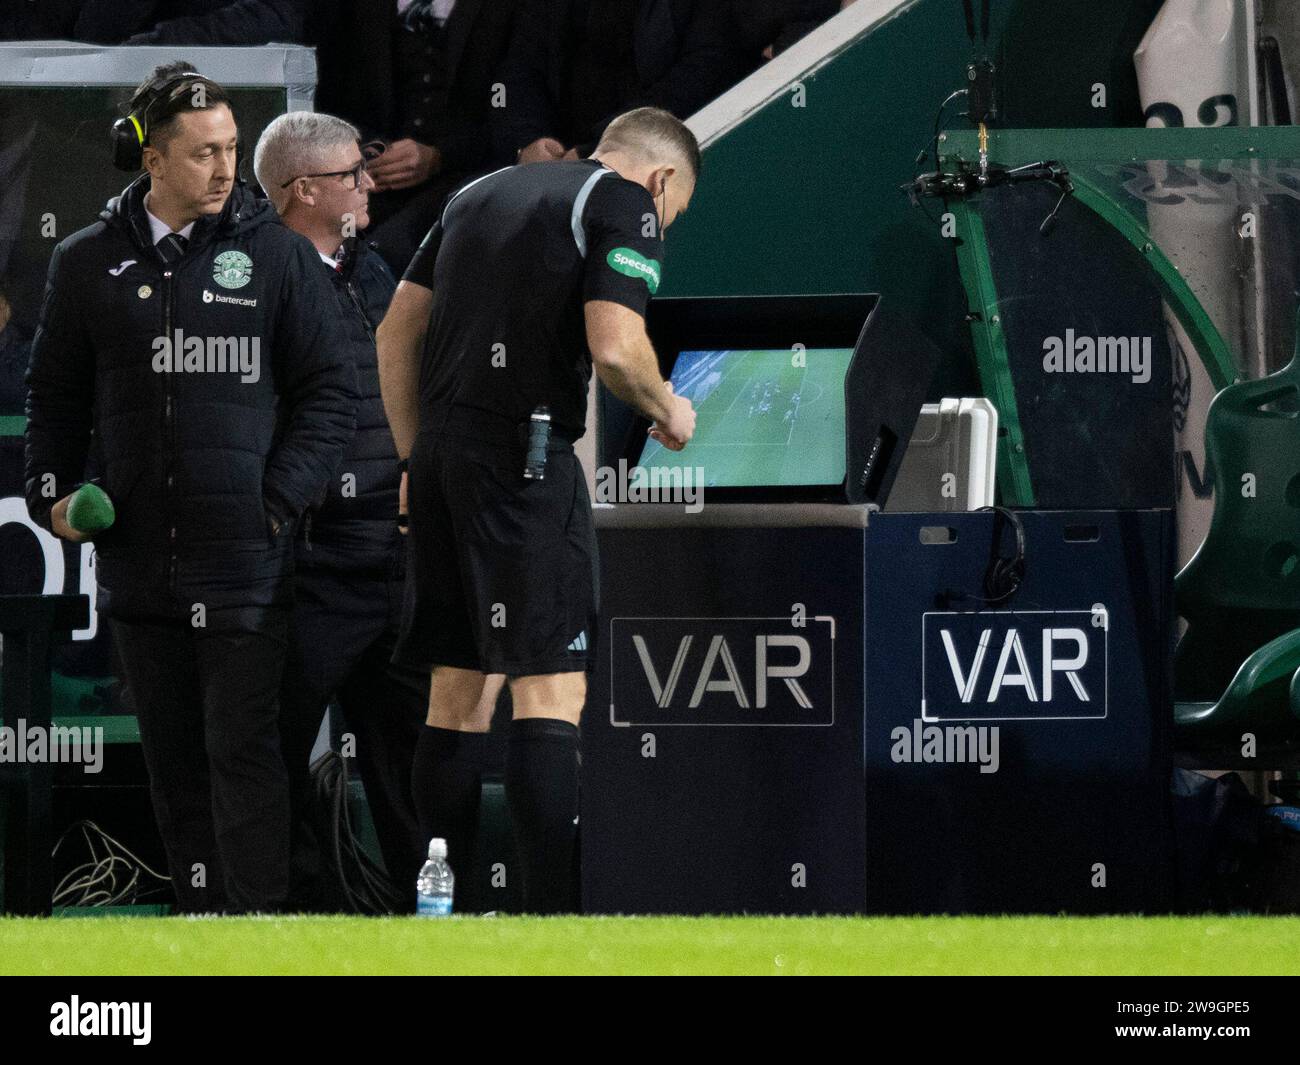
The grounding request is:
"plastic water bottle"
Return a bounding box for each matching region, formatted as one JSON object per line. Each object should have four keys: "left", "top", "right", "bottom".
{"left": 416, "top": 837, "right": 455, "bottom": 917}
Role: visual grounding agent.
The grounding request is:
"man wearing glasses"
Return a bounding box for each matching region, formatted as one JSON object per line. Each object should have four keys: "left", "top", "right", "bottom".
{"left": 253, "top": 113, "right": 500, "bottom": 911}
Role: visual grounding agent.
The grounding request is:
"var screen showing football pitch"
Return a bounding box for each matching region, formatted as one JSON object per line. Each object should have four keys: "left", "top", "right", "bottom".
{"left": 638, "top": 348, "right": 851, "bottom": 487}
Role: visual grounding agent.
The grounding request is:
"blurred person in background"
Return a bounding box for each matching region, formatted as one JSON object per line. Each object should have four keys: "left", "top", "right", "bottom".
{"left": 493, "top": 0, "right": 748, "bottom": 165}
{"left": 0, "top": 0, "right": 308, "bottom": 43}
{"left": 735, "top": 0, "right": 843, "bottom": 63}
{"left": 311, "top": 0, "right": 519, "bottom": 274}
{"left": 0, "top": 290, "right": 31, "bottom": 414}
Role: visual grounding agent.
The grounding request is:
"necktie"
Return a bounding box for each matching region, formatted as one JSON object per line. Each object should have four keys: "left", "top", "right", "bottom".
{"left": 402, "top": 0, "right": 455, "bottom": 31}
{"left": 156, "top": 232, "right": 187, "bottom": 264}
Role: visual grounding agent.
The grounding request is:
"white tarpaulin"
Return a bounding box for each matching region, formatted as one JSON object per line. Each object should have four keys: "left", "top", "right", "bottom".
{"left": 1135, "top": 0, "right": 1253, "bottom": 569}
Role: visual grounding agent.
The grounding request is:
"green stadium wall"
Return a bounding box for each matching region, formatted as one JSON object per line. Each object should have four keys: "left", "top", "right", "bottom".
{"left": 663, "top": 0, "right": 1166, "bottom": 398}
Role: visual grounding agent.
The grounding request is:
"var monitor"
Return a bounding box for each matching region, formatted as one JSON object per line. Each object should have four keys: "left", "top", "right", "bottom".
{"left": 601, "top": 294, "right": 940, "bottom": 505}
{"left": 637, "top": 346, "right": 852, "bottom": 489}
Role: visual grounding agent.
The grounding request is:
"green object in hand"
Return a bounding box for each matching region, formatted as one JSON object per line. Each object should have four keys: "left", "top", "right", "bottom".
{"left": 66, "top": 483, "right": 115, "bottom": 535}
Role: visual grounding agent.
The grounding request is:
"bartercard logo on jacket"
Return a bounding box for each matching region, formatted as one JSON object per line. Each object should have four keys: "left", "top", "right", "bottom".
{"left": 212, "top": 250, "right": 253, "bottom": 289}
{"left": 203, "top": 288, "right": 257, "bottom": 307}
{"left": 606, "top": 247, "right": 660, "bottom": 293}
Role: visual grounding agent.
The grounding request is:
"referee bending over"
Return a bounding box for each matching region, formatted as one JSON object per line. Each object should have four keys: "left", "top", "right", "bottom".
{"left": 378, "top": 107, "right": 697, "bottom": 912}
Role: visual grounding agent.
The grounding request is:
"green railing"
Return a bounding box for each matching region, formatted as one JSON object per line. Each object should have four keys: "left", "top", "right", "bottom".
{"left": 938, "top": 126, "right": 1300, "bottom": 504}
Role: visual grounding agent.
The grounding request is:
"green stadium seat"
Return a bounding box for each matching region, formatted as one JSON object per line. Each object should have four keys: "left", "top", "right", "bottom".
{"left": 1174, "top": 314, "right": 1300, "bottom": 744}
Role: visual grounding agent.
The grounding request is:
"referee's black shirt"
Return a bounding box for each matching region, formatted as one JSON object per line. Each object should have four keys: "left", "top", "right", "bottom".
{"left": 402, "top": 159, "right": 664, "bottom": 439}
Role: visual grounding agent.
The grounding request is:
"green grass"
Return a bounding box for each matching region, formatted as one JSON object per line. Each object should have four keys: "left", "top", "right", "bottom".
{"left": 3, "top": 915, "right": 1300, "bottom": 975}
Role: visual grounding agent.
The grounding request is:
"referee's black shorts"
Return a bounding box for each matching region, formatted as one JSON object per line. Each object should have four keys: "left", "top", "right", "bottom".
{"left": 393, "top": 419, "right": 598, "bottom": 677}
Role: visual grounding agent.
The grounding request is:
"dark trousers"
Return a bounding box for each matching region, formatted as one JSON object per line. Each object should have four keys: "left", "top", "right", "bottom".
{"left": 280, "top": 564, "right": 429, "bottom": 912}
{"left": 110, "top": 612, "right": 291, "bottom": 914}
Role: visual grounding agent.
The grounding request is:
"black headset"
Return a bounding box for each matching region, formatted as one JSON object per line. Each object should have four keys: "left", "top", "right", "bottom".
{"left": 941, "top": 505, "right": 1026, "bottom": 608}
{"left": 110, "top": 68, "right": 205, "bottom": 172}
{"left": 980, "top": 504, "right": 1026, "bottom": 604}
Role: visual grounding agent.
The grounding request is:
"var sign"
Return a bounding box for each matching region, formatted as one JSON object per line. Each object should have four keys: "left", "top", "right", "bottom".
{"left": 610, "top": 616, "right": 835, "bottom": 727}
{"left": 921, "top": 609, "right": 1107, "bottom": 722}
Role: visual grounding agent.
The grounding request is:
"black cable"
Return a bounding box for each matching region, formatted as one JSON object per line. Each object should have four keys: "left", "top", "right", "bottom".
{"left": 907, "top": 89, "right": 969, "bottom": 227}
{"left": 51, "top": 820, "right": 170, "bottom": 909}
{"left": 1039, "top": 187, "right": 1069, "bottom": 236}
{"left": 924, "top": 89, "right": 969, "bottom": 170}
{"left": 310, "top": 747, "right": 405, "bottom": 914}
{"left": 315, "top": 751, "right": 361, "bottom": 912}
{"left": 961, "top": 0, "right": 991, "bottom": 44}
{"left": 337, "top": 753, "right": 403, "bottom": 910}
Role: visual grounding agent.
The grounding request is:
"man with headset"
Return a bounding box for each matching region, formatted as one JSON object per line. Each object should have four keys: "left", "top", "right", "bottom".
{"left": 24, "top": 63, "right": 357, "bottom": 913}
{"left": 378, "top": 106, "right": 697, "bottom": 912}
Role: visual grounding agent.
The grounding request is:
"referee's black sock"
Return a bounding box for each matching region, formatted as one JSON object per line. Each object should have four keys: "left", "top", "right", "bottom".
{"left": 410, "top": 725, "right": 489, "bottom": 910}
{"left": 505, "top": 717, "right": 580, "bottom": 915}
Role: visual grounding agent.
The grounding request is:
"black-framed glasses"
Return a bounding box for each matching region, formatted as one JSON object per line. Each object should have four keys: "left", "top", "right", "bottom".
{"left": 280, "top": 156, "right": 369, "bottom": 190}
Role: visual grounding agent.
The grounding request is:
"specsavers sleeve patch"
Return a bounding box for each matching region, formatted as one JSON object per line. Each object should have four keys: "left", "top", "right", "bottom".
{"left": 581, "top": 177, "right": 663, "bottom": 317}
